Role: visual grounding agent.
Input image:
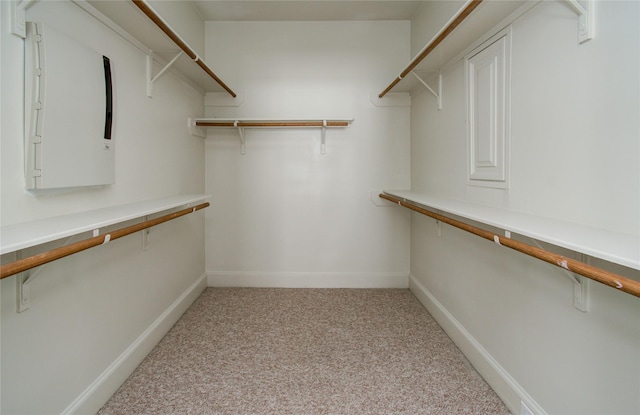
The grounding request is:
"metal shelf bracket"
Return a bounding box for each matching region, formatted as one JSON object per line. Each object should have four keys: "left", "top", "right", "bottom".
{"left": 528, "top": 236, "right": 590, "bottom": 312}
{"left": 235, "top": 121, "right": 246, "bottom": 155}
{"left": 564, "top": 0, "right": 594, "bottom": 43}
{"left": 321, "top": 120, "right": 327, "bottom": 155}
{"left": 187, "top": 118, "right": 206, "bottom": 138}
{"left": 412, "top": 72, "right": 442, "bottom": 110}
{"left": 146, "top": 50, "right": 184, "bottom": 97}
{"left": 14, "top": 231, "right": 103, "bottom": 312}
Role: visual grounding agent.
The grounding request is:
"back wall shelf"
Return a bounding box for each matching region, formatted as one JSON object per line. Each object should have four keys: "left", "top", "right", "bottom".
{"left": 189, "top": 118, "right": 354, "bottom": 154}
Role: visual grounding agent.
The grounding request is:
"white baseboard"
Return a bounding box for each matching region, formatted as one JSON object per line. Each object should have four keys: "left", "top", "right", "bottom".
{"left": 207, "top": 271, "right": 409, "bottom": 289}
{"left": 408, "top": 275, "right": 547, "bottom": 415}
{"left": 62, "top": 273, "right": 208, "bottom": 415}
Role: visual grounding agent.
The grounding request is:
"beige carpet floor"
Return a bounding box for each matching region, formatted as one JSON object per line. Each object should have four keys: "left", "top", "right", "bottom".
{"left": 98, "top": 288, "right": 510, "bottom": 414}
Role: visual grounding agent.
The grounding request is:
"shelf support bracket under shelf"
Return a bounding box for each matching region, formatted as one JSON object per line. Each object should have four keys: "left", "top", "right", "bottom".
{"left": 146, "top": 50, "right": 184, "bottom": 98}
{"left": 15, "top": 250, "right": 32, "bottom": 313}
{"left": 527, "top": 236, "right": 589, "bottom": 312}
{"left": 188, "top": 118, "right": 206, "bottom": 138}
{"left": 411, "top": 72, "right": 442, "bottom": 110}
{"left": 572, "top": 254, "right": 590, "bottom": 312}
{"left": 16, "top": 271, "right": 33, "bottom": 313}
{"left": 13, "top": 230, "right": 104, "bottom": 312}
{"left": 235, "top": 122, "right": 246, "bottom": 155}
{"left": 564, "top": 0, "right": 594, "bottom": 43}
{"left": 321, "top": 120, "right": 327, "bottom": 155}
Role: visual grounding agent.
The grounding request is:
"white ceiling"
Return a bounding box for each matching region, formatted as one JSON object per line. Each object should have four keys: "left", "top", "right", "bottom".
{"left": 192, "top": 1, "right": 425, "bottom": 21}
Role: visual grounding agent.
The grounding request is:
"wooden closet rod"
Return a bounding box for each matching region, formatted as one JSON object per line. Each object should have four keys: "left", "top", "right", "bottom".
{"left": 379, "top": 0, "right": 483, "bottom": 98}
{"left": 131, "top": 0, "right": 237, "bottom": 98}
{"left": 380, "top": 193, "right": 640, "bottom": 299}
{"left": 0, "top": 202, "right": 209, "bottom": 280}
{"left": 195, "top": 121, "right": 350, "bottom": 128}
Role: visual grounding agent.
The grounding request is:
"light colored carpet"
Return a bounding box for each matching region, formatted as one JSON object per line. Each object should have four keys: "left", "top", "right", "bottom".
{"left": 98, "top": 288, "right": 509, "bottom": 414}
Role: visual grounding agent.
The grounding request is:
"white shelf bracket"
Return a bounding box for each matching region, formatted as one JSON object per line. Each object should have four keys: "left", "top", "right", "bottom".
{"left": 16, "top": 271, "right": 32, "bottom": 313}
{"left": 13, "top": 232, "right": 99, "bottom": 312}
{"left": 188, "top": 118, "right": 206, "bottom": 138}
{"left": 15, "top": 250, "right": 31, "bottom": 312}
{"left": 411, "top": 72, "right": 442, "bottom": 110}
{"left": 146, "top": 50, "right": 184, "bottom": 98}
{"left": 564, "top": 0, "right": 594, "bottom": 43}
{"left": 528, "top": 237, "right": 589, "bottom": 312}
{"left": 142, "top": 216, "right": 151, "bottom": 251}
{"left": 321, "top": 120, "right": 327, "bottom": 155}
{"left": 235, "top": 121, "right": 246, "bottom": 155}
{"left": 15, "top": 255, "right": 47, "bottom": 313}
{"left": 573, "top": 254, "right": 590, "bottom": 312}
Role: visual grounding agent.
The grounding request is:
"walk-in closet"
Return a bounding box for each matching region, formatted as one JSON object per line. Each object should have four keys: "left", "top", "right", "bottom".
{"left": 1, "top": 1, "right": 639, "bottom": 414}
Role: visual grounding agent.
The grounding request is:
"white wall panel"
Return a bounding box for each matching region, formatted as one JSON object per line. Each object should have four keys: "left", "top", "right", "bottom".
{"left": 466, "top": 31, "right": 510, "bottom": 187}
{"left": 204, "top": 21, "right": 411, "bottom": 286}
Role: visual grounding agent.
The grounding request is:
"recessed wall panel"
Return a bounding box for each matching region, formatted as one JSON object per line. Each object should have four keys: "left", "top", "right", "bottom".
{"left": 24, "top": 22, "right": 114, "bottom": 190}
{"left": 466, "top": 29, "right": 510, "bottom": 188}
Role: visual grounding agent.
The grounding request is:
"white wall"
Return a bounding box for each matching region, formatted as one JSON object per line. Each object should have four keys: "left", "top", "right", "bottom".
{"left": 203, "top": 21, "right": 411, "bottom": 287}
{"left": 409, "top": 1, "right": 640, "bottom": 414}
{"left": 0, "top": 1, "right": 206, "bottom": 413}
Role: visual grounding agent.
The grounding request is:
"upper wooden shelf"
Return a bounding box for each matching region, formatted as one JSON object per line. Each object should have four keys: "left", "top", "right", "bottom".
{"left": 78, "top": 0, "right": 235, "bottom": 96}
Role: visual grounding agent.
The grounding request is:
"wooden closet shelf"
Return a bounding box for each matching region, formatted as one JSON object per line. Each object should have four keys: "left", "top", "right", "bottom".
{"left": 194, "top": 119, "right": 352, "bottom": 128}
{"left": 382, "top": 190, "right": 640, "bottom": 299}
{"left": 189, "top": 118, "right": 354, "bottom": 153}
{"left": 0, "top": 201, "right": 209, "bottom": 280}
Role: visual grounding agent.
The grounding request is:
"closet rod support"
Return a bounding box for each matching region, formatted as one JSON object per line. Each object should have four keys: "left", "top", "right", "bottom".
{"left": 14, "top": 229, "right": 103, "bottom": 312}
{"left": 564, "top": 0, "right": 594, "bottom": 43}
{"left": 527, "top": 237, "right": 581, "bottom": 285}
{"left": 14, "top": 250, "right": 31, "bottom": 312}
{"left": 412, "top": 72, "right": 442, "bottom": 110}
{"left": 235, "top": 122, "right": 246, "bottom": 155}
{"left": 187, "top": 118, "right": 206, "bottom": 138}
{"left": 566, "top": 0, "right": 586, "bottom": 15}
{"left": 526, "top": 235, "right": 589, "bottom": 311}
{"left": 146, "top": 51, "right": 184, "bottom": 98}
{"left": 321, "top": 120, "right": 327, "bottom": 154}
{"left": 16, "top": 272, "right": 31, "bottom": 312}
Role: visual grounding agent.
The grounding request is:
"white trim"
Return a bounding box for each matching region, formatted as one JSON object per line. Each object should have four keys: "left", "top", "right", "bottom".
{"left": 207, "top": 271, "right": 409, "bottom": 289}
{"left": 61, "top": 273, "right": 207, "bottom": 415}
{"left": 408, "top": 274, "right": 547, "bottom": 415}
